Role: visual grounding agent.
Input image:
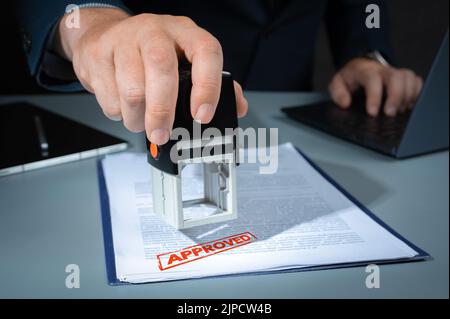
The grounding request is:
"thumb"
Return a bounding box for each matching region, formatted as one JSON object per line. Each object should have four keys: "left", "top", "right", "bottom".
{"left": 329, "top": 73, "right": 352, "bottom": 108}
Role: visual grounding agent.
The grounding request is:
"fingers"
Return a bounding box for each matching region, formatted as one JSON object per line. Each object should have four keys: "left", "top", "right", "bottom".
{"left": 361, "top": 73, "right": 383, "bottom": 117}
{"left": 189, "top": 35, "right": 223, "bottom": 123}
{"left": 339, "top": 64, "right": 383, "bottom": 116}
{"left": 331, "top": 65, "right": 383, "bottom": 116}
{"left": 334, "top": 58, "right": 424, "bottom": 118}
{"left": 114, "top": 46, "right": 146, "bottom": 132}
{"left": 141, "top": 40, "right": 179, "bottom": 144}
{"left": 172, "top": 22, "right": 223, "bottom": 124}
{"left": 233, "top": 81, "right": 248, "bottom": 118}
{"left": 90, "top": 59, "right": 122, "bottom": 121}
{"left": 383, "top": 70, "right": 406, "bottom": 117}
{"left": 412, "top": 76, "right": 424, "bottom": 109}
{"left": 402, "top": 70, "right": 417, "bottom": 112}
{"left": 77, "top": 14, "right": 243, "bottom": 144}
{"left": 329, "top": 74, "right": 352, "bottom": 109}
{"left": 382, "top": 69, "right": 423, "bottom": 116}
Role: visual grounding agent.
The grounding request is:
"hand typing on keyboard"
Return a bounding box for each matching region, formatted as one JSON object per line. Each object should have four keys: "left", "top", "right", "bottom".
{"left": 328, "top": 57, "right": 423, "bottom": 118}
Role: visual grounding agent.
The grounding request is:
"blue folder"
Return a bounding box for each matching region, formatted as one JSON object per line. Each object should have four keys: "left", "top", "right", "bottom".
{"left": 97, "top": 147, "right": 430, "bottom": 285}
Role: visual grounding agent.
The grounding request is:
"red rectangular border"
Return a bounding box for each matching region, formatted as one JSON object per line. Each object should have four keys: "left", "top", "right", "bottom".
{"left": 156, "top": 232, "right": 257, "bottom": 271}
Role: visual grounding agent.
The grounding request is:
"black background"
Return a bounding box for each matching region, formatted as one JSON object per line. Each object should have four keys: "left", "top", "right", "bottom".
{"left": 0, "top": 0, "right": 448, "bottom": 94}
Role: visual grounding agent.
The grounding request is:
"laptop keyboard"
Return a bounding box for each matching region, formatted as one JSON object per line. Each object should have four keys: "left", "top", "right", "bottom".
{"left": 325, "top": 104, "right": 410, "bottom": 141}
{"left": 282, "top": 96, "right": 411, "bottom": 154}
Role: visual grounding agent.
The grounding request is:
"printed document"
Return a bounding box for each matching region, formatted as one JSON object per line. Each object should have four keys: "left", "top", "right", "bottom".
{"left": 100, "top": 143, "right": 421, "bottom": 283}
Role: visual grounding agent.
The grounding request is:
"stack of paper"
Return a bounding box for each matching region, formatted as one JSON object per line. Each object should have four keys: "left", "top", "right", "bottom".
{"left": 99, "top": 143, "right": 427, "bottom": 284}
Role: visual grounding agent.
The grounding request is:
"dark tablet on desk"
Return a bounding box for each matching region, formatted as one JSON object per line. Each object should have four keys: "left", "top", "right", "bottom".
{"left": 0, "top": 101, "right": 128, "bottom": 176}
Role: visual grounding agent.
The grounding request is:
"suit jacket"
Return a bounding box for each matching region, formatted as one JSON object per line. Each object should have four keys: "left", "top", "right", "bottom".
{"left": 14, "top": 0, "right": 393, "bottom": 91}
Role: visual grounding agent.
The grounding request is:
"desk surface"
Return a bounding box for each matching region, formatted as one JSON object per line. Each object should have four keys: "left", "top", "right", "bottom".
{"left": 0, "top": 92, "right": 448, "bottom": 298}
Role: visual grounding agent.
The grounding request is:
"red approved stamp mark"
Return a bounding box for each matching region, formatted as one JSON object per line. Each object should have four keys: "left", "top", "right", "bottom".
{"left": 157, "top": 232, "right": 257, "bottom": 271}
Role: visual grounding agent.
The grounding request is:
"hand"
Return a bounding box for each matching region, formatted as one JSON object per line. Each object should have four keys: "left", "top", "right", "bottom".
{"left": 57, "top": 8, "right": 248, "bottom": 145}
{"left": 329, "top": 57, "right": 423, "bottom": 117}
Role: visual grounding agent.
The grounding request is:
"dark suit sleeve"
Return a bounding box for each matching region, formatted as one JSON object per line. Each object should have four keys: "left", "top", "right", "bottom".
{"left": 14, "top": 0, "right": 131, "bottom": 92}
{"left": 324, "top": 0, "right": 394, "bottom": 70}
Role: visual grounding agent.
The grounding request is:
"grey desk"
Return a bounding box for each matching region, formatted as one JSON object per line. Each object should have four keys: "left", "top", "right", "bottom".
{"left": 0, "top": 92, "right": 448, "bottom": 298}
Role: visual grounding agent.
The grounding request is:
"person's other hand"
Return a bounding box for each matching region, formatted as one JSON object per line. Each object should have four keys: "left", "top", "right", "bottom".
{"left": 57, "top": 8, "right": 248, "bottom": 145}
{"left": 329, "top": 57, "right": 423, "bottom": 117}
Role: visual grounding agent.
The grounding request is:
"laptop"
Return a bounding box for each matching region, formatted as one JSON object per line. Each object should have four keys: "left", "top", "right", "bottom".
{"left": 0, "top": 101, "right": 128, "bottom": 176}
{"left": 282, "top": 32, "right": 449, "bottom": 158}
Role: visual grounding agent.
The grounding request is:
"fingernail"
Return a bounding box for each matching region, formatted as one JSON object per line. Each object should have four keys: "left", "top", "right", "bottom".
{"left": 238, "top": 109, "right": 248, "bottom": 118}
{"left": 194, "top": 104, "right": 214, "bottom": 124}
{"left": 342, "top": 97, "right": 351, "bottom": 108}
{"left": 107, "top": 114, "right": 122, "bottom": 121}
{"left": 237, "top": 101, "right": 249, "bottom": 118}
{"left": 368, "top": 106, "right": 378, "bottom": 117}
{"left": 150, "top": 128, "right": 170, "bottom": 145}
{"left": 385, "top": 106, "right": 396, "bottom": 116}
{"left": 337, "top": 93, "right": 348, "bottom": 106}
